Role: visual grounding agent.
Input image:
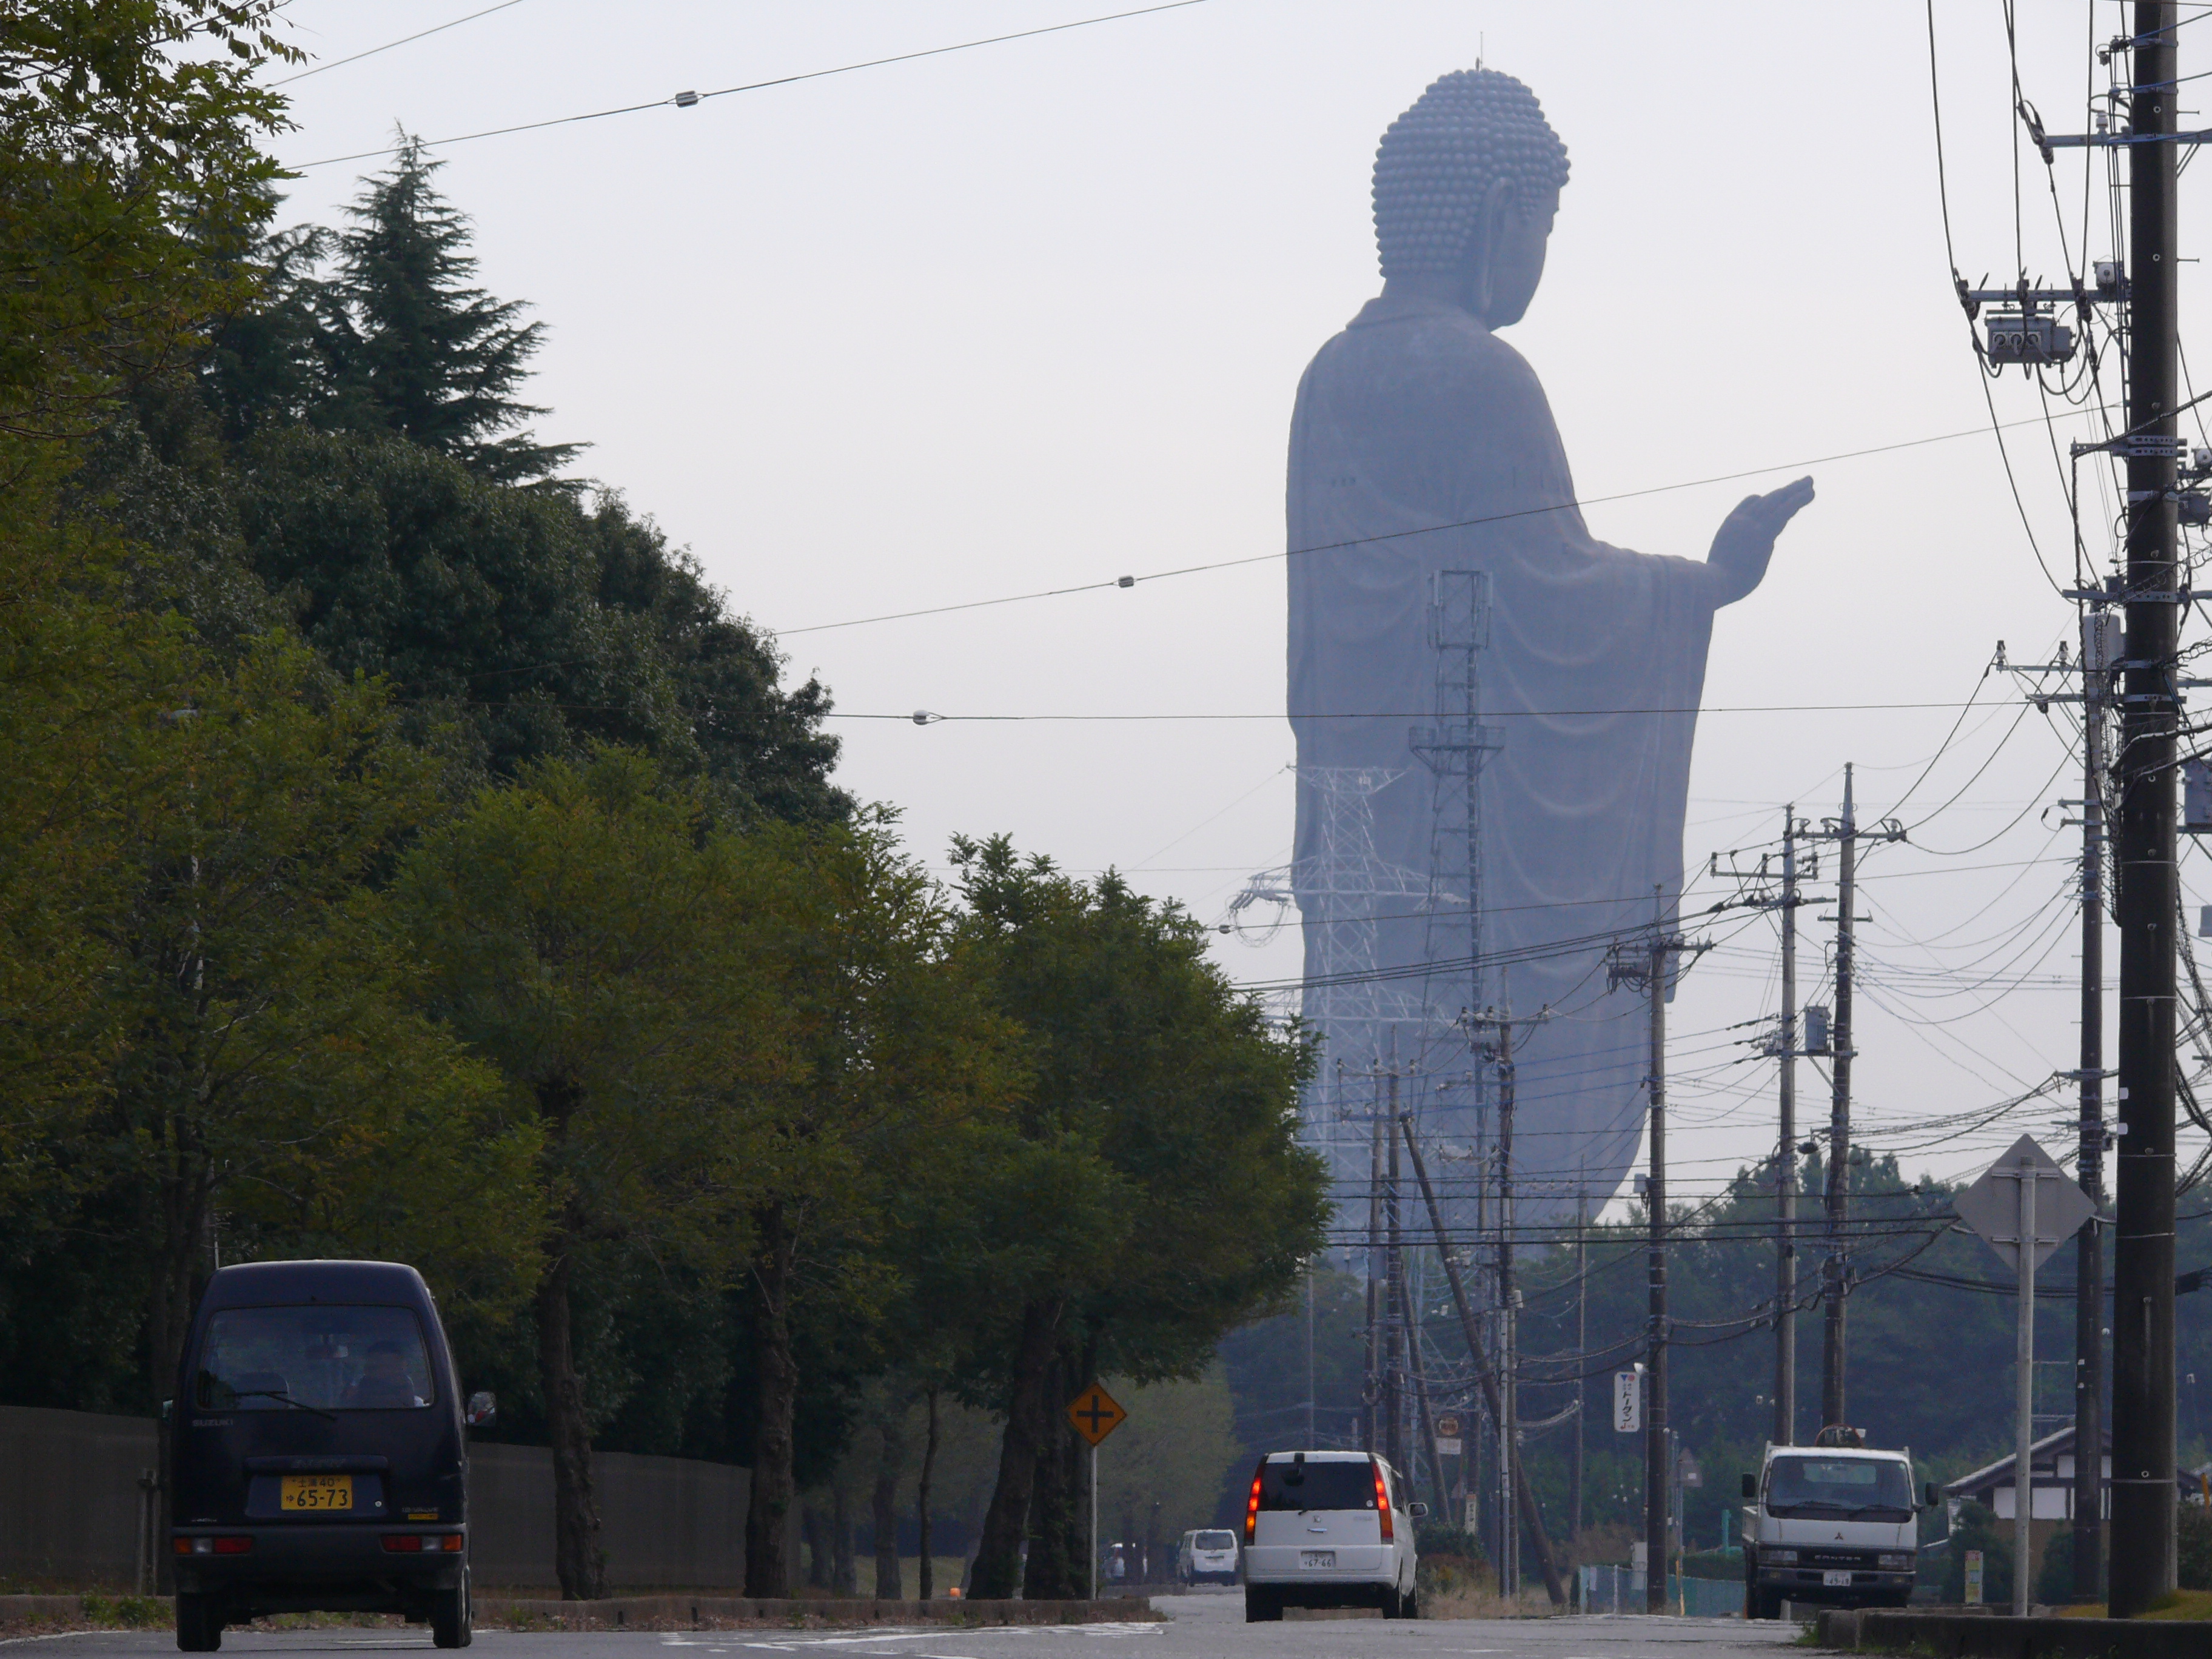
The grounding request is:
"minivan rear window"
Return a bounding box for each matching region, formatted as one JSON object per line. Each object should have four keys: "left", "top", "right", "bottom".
{"left": 195, "top": 1305, "right": 435, "bottom": 1411}
{"left": 1258, "top": 1459, "right": 1375, "bottom": 1511}
{"left": 1193, "top": 1530, "right": 1237, "bottom": 1550}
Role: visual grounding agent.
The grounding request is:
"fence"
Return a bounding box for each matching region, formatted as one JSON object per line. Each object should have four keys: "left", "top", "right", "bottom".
{"left": 0, "top": 1404, "right": 756, "bottom": 1591}
{"left": 1574, "top": 1564, "right": 1744, "bottom": 1617}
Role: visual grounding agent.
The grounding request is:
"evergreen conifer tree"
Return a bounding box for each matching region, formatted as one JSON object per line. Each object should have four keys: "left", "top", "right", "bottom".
{"left": 327, "top": 133, "right": 579, "bottom": 483}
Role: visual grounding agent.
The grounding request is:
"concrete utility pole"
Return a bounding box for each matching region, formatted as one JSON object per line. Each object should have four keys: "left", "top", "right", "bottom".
{"left": 2076, "top": 613, "right": 2113, "bottom": 1602}
{"left": 1774, "top": 814, "right": 1801, "bottom": 1447}
{"left": 2110, "top": 0, "right": 2184, "bottom": 1617}
{"left": 1823, "top": 766, "right": 1857, "bottom": 1435}
{"left": 1400, "top": 1114, "right": 1568, "bottom": 1607}
{"left": 1464, "top": 1000, "right": 1550, "bottom": 1599}
{"left": 1384, "top": 1065, "right": 1407, "bottom": 1480}
{"left": 1363, "top": 1089, "right": 1382, "bottom": 1456}
{"left": 1607, "top": 893, "right": 1702, "bottom": 1615}
{"left": 1570, "top": 1179, "right": 1587, "bottom": 1541}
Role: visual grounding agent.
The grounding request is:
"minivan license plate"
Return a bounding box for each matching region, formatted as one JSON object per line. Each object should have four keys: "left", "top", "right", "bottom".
{"left": 1301, "top": 1551, "right": 1335, "bottom": 1569}
{"left": 1822, "top": 1570, "right": 1852, "bottom": 1587}
{"left": 280, "top": 1474, "right": 352, "bottom": 1512}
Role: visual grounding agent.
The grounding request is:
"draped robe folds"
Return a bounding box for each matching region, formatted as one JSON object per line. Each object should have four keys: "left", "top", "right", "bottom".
{"left": 1286, "top": 292, "right": 1732, "bottom": 1225}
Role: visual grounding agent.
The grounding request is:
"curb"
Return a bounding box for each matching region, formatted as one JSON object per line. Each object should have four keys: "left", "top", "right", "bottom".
{"left": 1817, "top": 1607, "right": 2212, "bottom": 1658}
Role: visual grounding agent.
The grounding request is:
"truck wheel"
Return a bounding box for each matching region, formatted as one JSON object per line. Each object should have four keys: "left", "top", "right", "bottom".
{"left": 175, "top": 1594, "right": 221, "bottom": 1653}
{"left": 431, "top": 1574, "right": 472, "bottom": 1649}
{"left": 1244, "top": 1587, "right": 1282, "bottom": 1623}
{"left": 1749, "top": 1586, "right": 1784, "bottom": 1621}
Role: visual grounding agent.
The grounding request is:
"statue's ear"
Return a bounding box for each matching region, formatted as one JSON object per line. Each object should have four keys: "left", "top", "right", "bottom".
{"left": 1461, "top": 175, "right": 1512, "bottom": 321}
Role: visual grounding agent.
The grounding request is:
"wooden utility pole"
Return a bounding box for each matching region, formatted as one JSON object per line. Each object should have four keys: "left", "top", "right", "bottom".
{"left": 2111, "top": 0, "right": 2182, "bottom": 1614}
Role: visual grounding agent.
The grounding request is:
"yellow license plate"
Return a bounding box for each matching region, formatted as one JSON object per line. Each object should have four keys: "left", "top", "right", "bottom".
{"left": 280, "top": 1474, "right": 352, "bottom": 1512}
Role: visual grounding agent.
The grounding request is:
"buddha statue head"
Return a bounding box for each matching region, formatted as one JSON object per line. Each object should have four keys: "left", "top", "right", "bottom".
{"left": 1373, "top": 69, "right": 1571, "bottom": 327}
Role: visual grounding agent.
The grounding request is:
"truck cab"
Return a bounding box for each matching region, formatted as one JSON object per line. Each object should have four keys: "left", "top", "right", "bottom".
{"left": 1740, "top": 1439, "right": 1929, "bottom": 1619}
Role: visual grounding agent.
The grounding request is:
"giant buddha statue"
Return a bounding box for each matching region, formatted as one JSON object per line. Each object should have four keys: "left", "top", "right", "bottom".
{"left": 1285, "top": 69, "right": 1812, "bottom": 1221}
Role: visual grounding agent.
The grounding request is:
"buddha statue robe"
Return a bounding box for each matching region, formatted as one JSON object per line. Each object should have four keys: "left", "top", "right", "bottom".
{"left": 1287, "top": 290, "right": 1737, "bottom": 1224}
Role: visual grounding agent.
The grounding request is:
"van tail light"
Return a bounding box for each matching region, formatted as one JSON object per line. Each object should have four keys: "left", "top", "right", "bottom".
{"left": 382, "top": 1535, "right": 462, "bottom": 1553}
{"left": 1245, "top": 1462, "right": 1265, "bottom": 1543}
{"left": 173, "top": 1537, "right": 251, "bottom": 1555}
{"left": 1372, "top": 1459, "right": 1393, "bottom": 1541}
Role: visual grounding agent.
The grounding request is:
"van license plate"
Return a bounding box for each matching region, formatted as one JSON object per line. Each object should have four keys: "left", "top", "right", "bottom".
{"left": 280, "top": 1475, "right": 352, "bottom": 1512}
{"left": 1822, "top": 1570, "right": 1852, "bottom": 1587}
{"left": 1301, "top": 1551, "right": 1335, "bottom": 1569}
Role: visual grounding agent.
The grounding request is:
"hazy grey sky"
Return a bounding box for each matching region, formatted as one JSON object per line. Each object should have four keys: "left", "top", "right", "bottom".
{"left": 264, "top": 2, "right": 2189, "bottom": 1206}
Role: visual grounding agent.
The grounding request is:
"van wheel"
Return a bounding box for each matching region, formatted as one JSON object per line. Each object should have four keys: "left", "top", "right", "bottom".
{"left": 431, "top": 1574, "right": 472, "bottom": 1649}
{"left": 1381, "top": 1586, "right": 1404, "bottom": 1619}
{"left": 1244, "top": 1587, "right": 1282, "bottom": 1623}
{"left": 175, "top": 1594, "right": 221, "bottom": 1652}
{"left": 1399, "top": 1587, "right": 1419, "bottom": 1620}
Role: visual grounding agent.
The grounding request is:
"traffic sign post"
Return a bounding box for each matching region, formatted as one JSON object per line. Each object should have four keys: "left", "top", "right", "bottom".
{"left": 1067, "top": 1384, "right": 1127, "bottom": 1601}
{"left": 1954, "top": 1136, "right": 2094, "bottom": 1619}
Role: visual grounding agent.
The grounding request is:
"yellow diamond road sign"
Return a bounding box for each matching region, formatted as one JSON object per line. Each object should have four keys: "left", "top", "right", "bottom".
{"left": 1067, "top": 1382, "right": 1127, "bottom": 1446}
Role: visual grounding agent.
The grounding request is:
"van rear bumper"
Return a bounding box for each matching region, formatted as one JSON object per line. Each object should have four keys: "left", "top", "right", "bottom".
{"left": 173, "top": 1527, "right": 463, "bottom": 1614}
{"left": 1245, "top": 1543, "right": 1390, "bottom": 1580}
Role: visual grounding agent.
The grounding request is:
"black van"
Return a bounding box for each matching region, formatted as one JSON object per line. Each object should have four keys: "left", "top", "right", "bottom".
{"left": 167, "top": 1261, "right": 489, "bottom": 1652}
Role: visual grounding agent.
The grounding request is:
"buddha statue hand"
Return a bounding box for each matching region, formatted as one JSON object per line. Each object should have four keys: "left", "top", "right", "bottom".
{"left": 1704, "top": 475, "right": 1814, "bottom": 606}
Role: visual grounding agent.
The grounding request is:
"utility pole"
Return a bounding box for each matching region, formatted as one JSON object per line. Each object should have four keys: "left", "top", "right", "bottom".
{"left": 2111, "top": 0, "right": 2182, "bottom": 1614}
{"left": 2073, "top": 614, "right": 2115, "bottom": 1601}
{"left": 1464, "top": 999, "right": 1549, "bottom": 1601}
{"left": 1385, "top": 1064, "right": 1407, "bottom": 1480}
{"left": 1400, "top": 1114, "right": 1568, "bottom": 1607}
{"left": 1570, "top": 1179, "right": 1586, "bottom": 1542}
{"left": 1775, "top": 813, "right": 1801, "bottom": 1449}
{"left": 1607, "top": 893, "right": 1704, "bottom": 1614}
{"left": 1363, "top": 1087, "right": 1382, "bottom": 1455}
{"left": 1823, "top": 767, "right": 1857, "bottom": 1436}
{"left": 1998, "top": 619, "right": 2120, "bottom": 1602}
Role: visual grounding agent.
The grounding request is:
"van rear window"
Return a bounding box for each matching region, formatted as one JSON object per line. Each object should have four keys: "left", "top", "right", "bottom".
{"left": 195, "top": 1305, "right": 435, "bottom": 1412}
{"left": 1193, "top": 1531, "right": 1237, "bottom": 1550}
{"left": 1258, "top": 1460, "right": 1375, "bottom": 1511}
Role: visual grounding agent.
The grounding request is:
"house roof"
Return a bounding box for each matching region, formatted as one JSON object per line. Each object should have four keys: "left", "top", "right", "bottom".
{"left": 1944, "top": 1423, "right": 2113, "bottom": 1498}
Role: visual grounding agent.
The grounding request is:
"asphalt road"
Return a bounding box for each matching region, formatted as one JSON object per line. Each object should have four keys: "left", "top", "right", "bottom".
{"left": 7, "top": 1593, "right": 1804, "bottom": 1659}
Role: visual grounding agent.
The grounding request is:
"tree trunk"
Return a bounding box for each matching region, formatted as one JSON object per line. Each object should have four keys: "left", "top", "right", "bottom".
{"left": 1025, "top": 1344, "right": 1085, "bottom": 1599}
{"left": 970, "top": 1297, "right": 1061, "bottom": 1598}
{"left": 802, "top": 1504, "right": 830, "bottom": 1589}
{"left": 831, "top": 1477, "right": 859, "bottom": 1595}
{"left": 536, "top": 1248, "right": 605, "bottom": 1600}
{"left": 873, "top": 1407, "right": 906, "bottom": 1600}
{"left": 744, "top": 1208, "right": 800, "bottom": 1598}
{"left": 916, "top": 1388, "right": 939, "bottom": 1601}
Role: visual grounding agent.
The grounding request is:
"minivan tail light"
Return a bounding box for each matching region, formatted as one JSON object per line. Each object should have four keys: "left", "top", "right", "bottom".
{"left": 173, "top": 1537, "right": 250, "bottom": 1555}
{"left": 382, "top": 1534, "right": 461, "bottom": 1553}
{"left": 1245, "top": 1462, "right": 1265, "bottom": 1543}
{"left": 1372, "top": 1459, "right": 1393, "bottom": 1541}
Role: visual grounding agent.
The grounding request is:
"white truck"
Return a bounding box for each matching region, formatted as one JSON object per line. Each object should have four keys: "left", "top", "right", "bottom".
{"left": 1740, "top": 1439, "right": 1934, "bottom": 1619}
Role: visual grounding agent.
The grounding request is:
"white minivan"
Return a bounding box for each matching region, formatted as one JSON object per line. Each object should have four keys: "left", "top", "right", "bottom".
{"left": 1241, "top": 1450, "right": 1423, "bottom": 1620}
{"left": 1176, "top": 1528, "right": 1239, "bottom": 1585}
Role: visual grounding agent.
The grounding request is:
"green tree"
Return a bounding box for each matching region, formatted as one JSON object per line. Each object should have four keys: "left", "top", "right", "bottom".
{"left": 394, "top": 749, "right": 777, "bottom": 1598}
{"left": 734, "top": 817, "right": 1021, "bottom": 1597}
{"left": 0, "top": 1, "right": 293, "bottom": 449}
{"left": 318, "top": 136, "right": 577, "bottom": 482}
{"left": 946, "top": 836, "right": 1327, "bottom": 1600}
{"left": 70, "top": 631, "right": 540, "bottom": 1403}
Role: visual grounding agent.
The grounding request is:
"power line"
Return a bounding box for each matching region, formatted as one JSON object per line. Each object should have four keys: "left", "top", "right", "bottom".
{"left": 273, "top": 0, "right": 531, "bottom": 86}
{"left": 287, "top": 0, "right": 1213, "bottom": 169}
{"left": 779, "top": 409, "right": 2101, "bottom": 637}
{"left": 842, "top": 699, "right": 1994, "bottom": 723}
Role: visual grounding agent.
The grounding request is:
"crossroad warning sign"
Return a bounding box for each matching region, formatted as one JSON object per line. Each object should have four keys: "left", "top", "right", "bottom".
{"left": 1067, "top": 1382, "right": 1127, "bottom": 1446}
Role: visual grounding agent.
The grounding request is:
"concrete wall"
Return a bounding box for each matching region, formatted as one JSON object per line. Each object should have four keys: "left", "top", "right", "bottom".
{"left": 0, "top": 1404, "right": 754, "bottom": 1591}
